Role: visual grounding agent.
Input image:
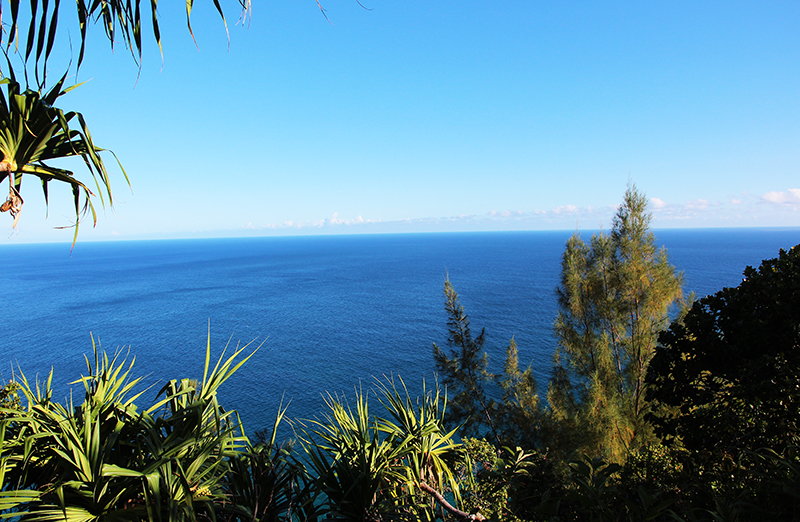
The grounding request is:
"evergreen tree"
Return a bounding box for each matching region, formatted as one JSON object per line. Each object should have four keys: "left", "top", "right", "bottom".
{"left": 433, "top": 279, "right": 501, "bottom": 444}
{"left": 548, "top": 185, "right": 682, "bottom": 462}
{"left": 497, "top": 339, "right": 544, "bottom": 451}
{"left": 433, "top": 280, "right": 544, "bottom": 449}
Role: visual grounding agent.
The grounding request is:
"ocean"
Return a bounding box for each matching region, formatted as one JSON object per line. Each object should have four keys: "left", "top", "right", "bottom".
{"left": 2, "top": 228, "right": 798, "bottom": 433}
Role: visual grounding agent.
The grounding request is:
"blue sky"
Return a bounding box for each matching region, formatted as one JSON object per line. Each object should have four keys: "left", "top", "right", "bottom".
{"left": 5, "top": 1, "right": 800, "bottom": 243}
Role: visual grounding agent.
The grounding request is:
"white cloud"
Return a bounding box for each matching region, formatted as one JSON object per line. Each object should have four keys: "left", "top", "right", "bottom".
{"left": 489, "top": 210, "right": 524, "bottom": 218}
{"left": 552, "top": 204, "right": 579, "bottom": 214}
{"left": 236, "top": 188, "right": 799, "bottom": 236}
{"left": 241, "top": 213, "right": 381, "bottom": 232}
{"left": 685, "top": 199, "right": 710, "bottom": 211}
{"left": 762, "top": 189, "right": 800, "bottom": 205}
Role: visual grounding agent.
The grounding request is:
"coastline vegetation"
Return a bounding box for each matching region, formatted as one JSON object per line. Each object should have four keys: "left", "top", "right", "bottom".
{"left": 1, "top": 3, "right": 798, "bottom": 520}
{"left": 2, "top": 187, "right": 799, "bottom": 521}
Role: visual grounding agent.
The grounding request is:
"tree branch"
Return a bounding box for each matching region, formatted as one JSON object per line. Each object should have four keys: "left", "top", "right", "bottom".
{"left": 419, "top": 482, "right": 486, "bottom": 521}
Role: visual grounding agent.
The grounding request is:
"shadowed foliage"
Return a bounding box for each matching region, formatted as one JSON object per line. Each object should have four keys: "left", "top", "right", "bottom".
{"left": 648, "top": 244, "right": 800, "bottom": 461}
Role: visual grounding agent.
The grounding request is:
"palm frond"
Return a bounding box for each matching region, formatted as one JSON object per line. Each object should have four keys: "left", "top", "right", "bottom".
{"left": 3, "top": 0, "right": 250, "bottom": 74}
{"left": 0, "top": 72, "right": 126, "bottom": 246}
{"left": 1, "top": 330, "right": 258, "bottom": 522}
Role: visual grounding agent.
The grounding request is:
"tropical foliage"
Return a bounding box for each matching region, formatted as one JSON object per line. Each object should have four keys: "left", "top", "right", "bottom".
{"left": 3, "top": 186, "right": 799, "bottom": 521}
{"left": 0, "top": 334, "right": 262, "bottom": 521}
{"left": 225, "top": 405, "right": 314, "bottom": 522}
{"left": 0, "top": 0, "right": 332, "bottom": 240}
{"left": 432, "top": 186, "right": 683, "bottom": 462}
{"left": 427, "top": 188, "right": 800, "bottom": 520}
{"left": 0, "top": 68, "right": 126, "bottom": 243}
{"left": 0, "top": 0, "right": 256, "bottom": 238}
{"left": 1, "top": 0, "right": 249, "bottom": 77}
{"left": 642, "top": 244, "right": 800, "bottom": 519}
{"left": 648, "top": 244, "right": 800, "bottom": 456}
{"left": 298, "top": 377, "right": 466, "bottom": 521}
{"left": 1, "top": 341, "right": 482, "bottom": 522}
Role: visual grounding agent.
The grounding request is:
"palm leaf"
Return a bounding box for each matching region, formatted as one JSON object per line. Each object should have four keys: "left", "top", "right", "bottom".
{"left": 3, "top": 0, "right": 250, "bottom": 74}
{"left": 1, "top": 333, "right": 264, "bottom": 522}
{"left": 0, "top": 71, "right": 126, "bottom": 246}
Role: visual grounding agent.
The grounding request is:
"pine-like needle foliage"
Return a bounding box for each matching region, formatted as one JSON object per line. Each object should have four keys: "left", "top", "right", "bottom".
{"left": 549, "top": 185, "right": 682, "bottom": 463}
{"left": 433, "top": 279, "right": 501, "bottom": 444}
{"left": 433, "top": 280, "right": 544, "bottom": 449}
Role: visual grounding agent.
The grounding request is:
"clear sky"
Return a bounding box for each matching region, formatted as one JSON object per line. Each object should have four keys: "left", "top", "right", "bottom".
{"left": 5, "top": 1, "right": 800, "bottom": 243}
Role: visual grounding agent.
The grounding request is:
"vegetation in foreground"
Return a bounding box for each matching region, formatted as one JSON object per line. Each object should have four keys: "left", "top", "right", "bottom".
{"left": 5, "top": 2, "right": 794, "bottom": 518}
{"left": 2, "top": 187, "right": 799, "bottom": 521}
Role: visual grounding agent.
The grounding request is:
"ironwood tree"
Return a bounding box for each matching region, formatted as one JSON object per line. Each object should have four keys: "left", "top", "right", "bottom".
{"left": 433, "top": 279, "right": 544, "bottom": 449}
{"left": 548, "top": 185, "right": 682, "bottom": 462}
{"left": 433, "top": 279, "right": 501, "bottom": 444}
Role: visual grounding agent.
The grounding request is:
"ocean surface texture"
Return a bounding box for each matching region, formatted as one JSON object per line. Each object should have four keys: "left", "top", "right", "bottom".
{"left": 3, "top": 228, "right": 798, "bottom": 432}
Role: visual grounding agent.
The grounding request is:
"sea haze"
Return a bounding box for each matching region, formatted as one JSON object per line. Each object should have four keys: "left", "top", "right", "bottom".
{"left": 3, "top": 228, "right": 799, "bottom": 432}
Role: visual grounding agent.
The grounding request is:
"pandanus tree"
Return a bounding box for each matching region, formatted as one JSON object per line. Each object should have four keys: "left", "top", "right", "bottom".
{"left": 0, "top": 68, "right": 126, "bottom": 244}
{"left": 299, "top": 378, "right": 473, "bottom": 521}
{"left": 0, "top": 0, "right": 332, "bottom": 240}
{"left": 0, "top": 0, "right": 248, "bottom": 240}
{"left": 0, "top": 334, "right": 274, "bottom": 521}
{"left": 1, "top": 0, "right": 250, "bottom": 75}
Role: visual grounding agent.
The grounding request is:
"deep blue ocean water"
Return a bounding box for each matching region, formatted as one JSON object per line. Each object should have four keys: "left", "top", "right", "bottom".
{"left": 2, "top": 228, "right": 798, "bottom": 433}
